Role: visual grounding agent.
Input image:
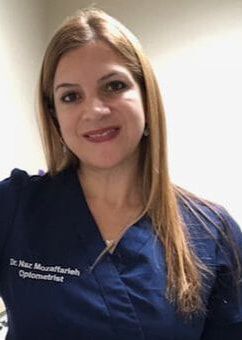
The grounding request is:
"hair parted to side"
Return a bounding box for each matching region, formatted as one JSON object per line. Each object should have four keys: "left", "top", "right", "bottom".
{"left": 38, "top": 7, "right": 240, "bottom": 317}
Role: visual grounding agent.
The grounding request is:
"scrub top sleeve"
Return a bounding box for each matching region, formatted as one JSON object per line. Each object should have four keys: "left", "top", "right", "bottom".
{"left": 201, "top": 206, "right": 242, "bottom": 339}
{"left": 0, "top": 169, "right": 29, "bottom": 260}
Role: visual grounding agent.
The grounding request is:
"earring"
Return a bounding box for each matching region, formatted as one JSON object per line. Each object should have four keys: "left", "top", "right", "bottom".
{"left": 143, "top": 125, "right": 150, "bottom": 137}
{"left": 60, "top": 137, "right": 67, "bottom": 154}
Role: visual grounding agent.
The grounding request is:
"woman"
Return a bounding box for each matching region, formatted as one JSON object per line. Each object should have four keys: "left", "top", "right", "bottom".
{"left": 0, "top": 7, "right": 241, "bottom": 340}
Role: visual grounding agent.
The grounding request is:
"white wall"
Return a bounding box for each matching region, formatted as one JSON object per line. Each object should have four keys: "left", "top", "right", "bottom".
{"left": 0, "top": 0, "right": 47, "bottom": 179}
{"left": 1, "top": 0, "right": 241, "bottom": 223}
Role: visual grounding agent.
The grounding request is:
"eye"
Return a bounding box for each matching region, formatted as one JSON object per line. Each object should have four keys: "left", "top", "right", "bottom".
{"left": 105, "top": 80, "right": 127, "bottom": 93}
{"left": 60, "top": 91, "right": 80, "bottom": 103}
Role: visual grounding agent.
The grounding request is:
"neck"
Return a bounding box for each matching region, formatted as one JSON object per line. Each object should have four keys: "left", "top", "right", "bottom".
{"left": 77, "top": 159, "right": 143, "bottom": 210}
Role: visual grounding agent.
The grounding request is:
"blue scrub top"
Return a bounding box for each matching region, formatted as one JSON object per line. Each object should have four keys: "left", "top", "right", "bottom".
{"left": 0, "top": 166, "right": 241, "bottom": 339}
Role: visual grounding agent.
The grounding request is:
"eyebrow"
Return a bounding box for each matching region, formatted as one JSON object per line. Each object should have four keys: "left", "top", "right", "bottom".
{"left": 54, "top": 71, "right": 127, "bottom": 92}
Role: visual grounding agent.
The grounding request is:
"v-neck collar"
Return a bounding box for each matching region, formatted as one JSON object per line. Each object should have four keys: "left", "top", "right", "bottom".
{"left": 57, "top": 165, "right": 153, "bottom": 265}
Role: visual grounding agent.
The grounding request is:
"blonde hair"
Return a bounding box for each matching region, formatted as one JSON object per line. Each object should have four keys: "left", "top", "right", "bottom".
{"left": 38, "top": 7, "right": 240, "bottom": 316}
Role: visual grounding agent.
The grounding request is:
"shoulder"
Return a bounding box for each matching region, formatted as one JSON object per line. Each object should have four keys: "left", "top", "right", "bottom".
{"left": 0, "top": 168, "right": 32, "bottom": 208}
{"left": 0, "top": 166, "right": 73, "bottom": 198}
{"left": 0, "top": 167, "right": 74, "bottom": 253}
{"left": 0, "top": 168, "right": 49, "bottom": 225}
{"left": 177, "top": 189, "right": 242, "bottom": 267}
{"left": 0, "top": 169, "right": 47, "bottom": 202}
{"left": 0, "top": 168, "right": 45, "bottom": 189}
{"left": 0, "top": 167, "right": 73, "bottom": 225}
{"left": 175, "top": 189, "right": 242, "bottom": 327}
{"left": 0, "top": 169, "right": 41, "bottom": 254}
{"left": 177, "top": 187, "right": 241, "bottom": 240}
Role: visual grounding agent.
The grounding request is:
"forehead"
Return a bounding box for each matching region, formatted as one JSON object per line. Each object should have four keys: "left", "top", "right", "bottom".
{"left": 54, "top": 41, "right": 131, "bottom": 84}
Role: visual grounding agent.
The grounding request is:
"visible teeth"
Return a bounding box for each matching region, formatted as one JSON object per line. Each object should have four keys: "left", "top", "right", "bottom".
{"left": 87, "top": 129, "right": 116, "bottom": 137}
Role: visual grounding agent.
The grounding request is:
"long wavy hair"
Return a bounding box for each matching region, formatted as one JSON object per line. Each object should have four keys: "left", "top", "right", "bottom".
{"left": 38, "top": 7, "right": 240, "bottom": 316}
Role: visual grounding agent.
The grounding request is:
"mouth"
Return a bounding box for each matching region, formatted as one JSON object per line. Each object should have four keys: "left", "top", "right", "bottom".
{"left": 83, "top": 126, "right": 121, "bottom": 143}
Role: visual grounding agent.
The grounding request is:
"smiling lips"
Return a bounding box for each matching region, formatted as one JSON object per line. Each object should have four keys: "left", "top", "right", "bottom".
{"left": 83, "top": 126, "right": 120, "bottom": 143}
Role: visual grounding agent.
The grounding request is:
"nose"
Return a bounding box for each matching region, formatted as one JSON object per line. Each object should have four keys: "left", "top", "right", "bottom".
{"left": 81, "top": 96, "right": 111, "bottom": 121}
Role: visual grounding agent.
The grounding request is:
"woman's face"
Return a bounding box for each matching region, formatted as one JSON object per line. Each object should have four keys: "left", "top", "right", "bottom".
{"left": 53, "top": 41, "right": 146, "bottom": 172}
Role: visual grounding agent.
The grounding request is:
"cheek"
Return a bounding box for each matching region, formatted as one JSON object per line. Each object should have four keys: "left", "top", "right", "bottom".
{"left": 56, "top": 115, "right": 74, "bottom": 139}
{"left": 129, "top": 92, "right": 146, "bottom": 124}
{"left": 122, "top": 91, "right": 145, "bottom": 119}
{"left": 124, "top": 111, "right": 145, "bottom": 146}
{"left": 131, "top": 102, "right": 146, "bottom": 129}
